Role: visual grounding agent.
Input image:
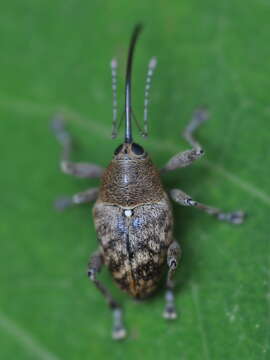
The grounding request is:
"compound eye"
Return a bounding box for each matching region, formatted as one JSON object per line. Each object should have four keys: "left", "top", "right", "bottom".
{"left": 131, "top": 143, "right": 144, "bottom": 155}
{"left": 114, "top": 144, "right": 123, "bottom": 155}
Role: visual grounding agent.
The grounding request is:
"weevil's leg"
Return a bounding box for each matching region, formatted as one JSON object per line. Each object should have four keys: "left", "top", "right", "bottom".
{"left": 161, "top": 108, "right": 208, "bottom": 173}
{"left": 182, "top": 107, "right": 208, "bottom": 150}
{"left": 161, "top": 148, "right": 204, "bottom": 172}
{"left": 54, "top": 187, "right": 99, "bottom": 211}
{"left": 88, "top": 250, "right": 126, "bottom": 340}
{"left": 163, "top": 240, "right": 181, "bottom": 319}
{"left": 51, "top": 114, "right": 104, "bottom": 178}
{"left": 170, "top": 188, "right": 245, "bottom": 224}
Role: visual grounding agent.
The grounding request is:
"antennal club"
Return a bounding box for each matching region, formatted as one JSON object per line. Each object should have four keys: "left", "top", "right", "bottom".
{"left": 143, "top": 57, "right": 157, "bottom": 137}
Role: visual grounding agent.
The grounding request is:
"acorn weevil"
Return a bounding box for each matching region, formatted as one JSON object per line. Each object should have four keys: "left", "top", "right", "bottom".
{"left": 52, "top": 24, "right": 245, "bottom": 340}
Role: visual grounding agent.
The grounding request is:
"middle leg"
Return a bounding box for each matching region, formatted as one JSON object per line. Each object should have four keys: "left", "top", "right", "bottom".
{"left": 88, "top": 249, "right": 126, "bottom": 340}
{"left": 54, "top": 187, "right": 99, "bottom": 211}
{"left": 170, "top": 188, "right": 245, "bottom": 224}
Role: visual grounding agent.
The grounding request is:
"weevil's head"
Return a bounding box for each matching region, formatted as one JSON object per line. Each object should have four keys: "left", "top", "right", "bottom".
{"left": 112, "top": 24, "right": 151, "bottom": 162}
{"left": 113, "top": 142, "right": 147, "bottom": 160}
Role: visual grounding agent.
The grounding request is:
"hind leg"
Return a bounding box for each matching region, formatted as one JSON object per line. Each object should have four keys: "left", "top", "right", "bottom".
{"left": 163, "top": 240, "right": 181, "bottom": 319}
{"left": 88, "top": 250, "right": 126, "bottom": 340}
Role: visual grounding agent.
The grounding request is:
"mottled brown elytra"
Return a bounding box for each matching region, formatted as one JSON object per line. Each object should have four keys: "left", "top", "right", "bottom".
{"left": 52, "top": 24, "right": 245, "bottom": 340}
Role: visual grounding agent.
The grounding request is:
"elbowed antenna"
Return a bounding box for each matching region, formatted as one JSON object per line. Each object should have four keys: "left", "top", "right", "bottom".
{"left": 143, "top": 57, "right": 157, "bottom": 137}
{"left": 124, "top": 24, "right": 143, "bottom": 143}
{"left": 111, "top": 58, "right": 118, "bottom": 139}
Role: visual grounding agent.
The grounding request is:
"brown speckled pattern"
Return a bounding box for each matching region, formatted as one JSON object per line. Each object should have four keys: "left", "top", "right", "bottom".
{"left": 93, "top": 195, "right": 173, "bottom": 299}
{"left": 99, "top": 157, "right": 164, "bottom": 207}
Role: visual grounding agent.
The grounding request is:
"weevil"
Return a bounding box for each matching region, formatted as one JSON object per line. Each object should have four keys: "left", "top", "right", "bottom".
{"left": 52, "top": 24, "right": 245, "bottom": 340}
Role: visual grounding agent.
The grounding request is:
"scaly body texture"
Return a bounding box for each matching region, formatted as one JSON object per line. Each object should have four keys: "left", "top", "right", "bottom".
{"left": 94, "top": 197, "right": 173, "bottom": 298}
{"left": 94, "top": 153, "right": 173, "bottom": 299}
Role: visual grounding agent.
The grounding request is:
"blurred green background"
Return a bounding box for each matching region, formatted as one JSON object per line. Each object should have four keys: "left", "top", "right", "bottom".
{"left": 1, "top": 0, "right": 269, "bottom": 359}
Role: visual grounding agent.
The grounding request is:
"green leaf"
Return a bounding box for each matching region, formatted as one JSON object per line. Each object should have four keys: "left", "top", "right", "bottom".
{"left": 1, "top": 1, "right": 269, "bottom": 359}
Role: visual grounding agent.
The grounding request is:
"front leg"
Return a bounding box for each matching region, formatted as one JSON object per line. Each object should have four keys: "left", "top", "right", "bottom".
{"left": 161, "top": 108, "right": 208, "bottom": 173}
{"left": 161, "top": 148, "right": 204, "bottom": 172}
{"left": 51, "top": 114, "right": 104, "bottom": 178}
{"left": 170, "top": 188, "right": 245, "bottom": 224}
{"left": 163, "top": 240, "right": 181, "bottom": 319}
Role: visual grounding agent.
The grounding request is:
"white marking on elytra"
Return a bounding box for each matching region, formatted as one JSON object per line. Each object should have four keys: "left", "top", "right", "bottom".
{"left": 124, "top": 209, "right": 133, "bottom": 217}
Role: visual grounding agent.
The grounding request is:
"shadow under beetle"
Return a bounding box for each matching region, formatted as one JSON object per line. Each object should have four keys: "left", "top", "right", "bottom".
{"left": 52, "top": 24, "right": 245, "bottom": 340}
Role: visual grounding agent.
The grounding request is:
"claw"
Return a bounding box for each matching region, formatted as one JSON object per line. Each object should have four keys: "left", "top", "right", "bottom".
{"left": 54, "top": 196, "right": 73, "bottom": 211}
{"left": 163, "top": 289, "right": 178, "bottom": 320}
{"left": 112, "top": 327, "right": 127, "bottom": 340}
{"left": 229, "top": 211, "right": 246, "bottom": 225}
{"left": 217, "top": 210, "right": 246, "bottom": 224}
{"left": 163, "top": 306, "right": 177, "bottom": 320}
{"left": 112, "top": 308, "right": 126, "bottom": 340}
